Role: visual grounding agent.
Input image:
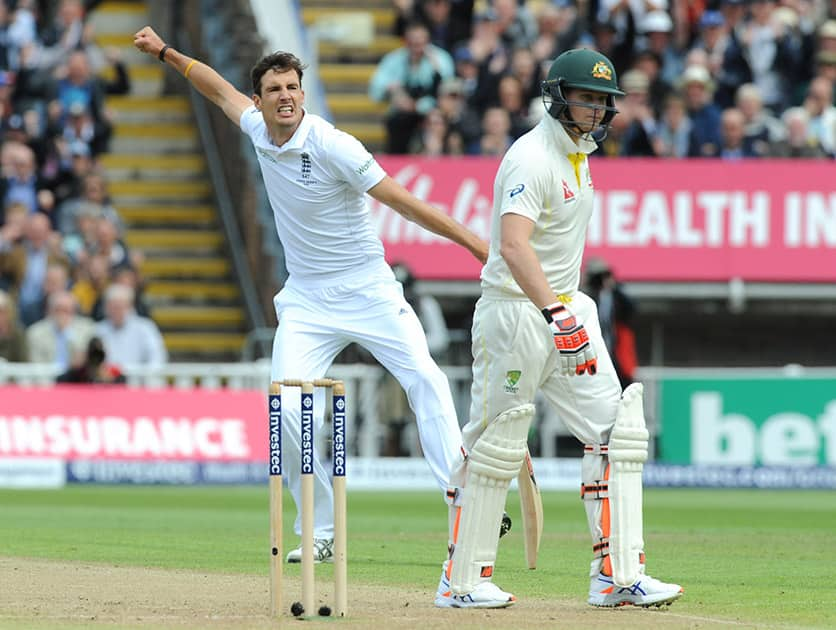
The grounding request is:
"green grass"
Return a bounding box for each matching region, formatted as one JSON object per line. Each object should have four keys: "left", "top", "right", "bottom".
{"left": 1, "top": 487, "right": 835, "bottom": 628}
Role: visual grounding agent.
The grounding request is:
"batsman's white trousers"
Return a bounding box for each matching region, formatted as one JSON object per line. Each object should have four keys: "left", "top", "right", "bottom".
{"left": 455, "top": 290, "right": 622, "bottom": 543}
{"left": 271, "top": 261, "right": 463, "bottom": 538}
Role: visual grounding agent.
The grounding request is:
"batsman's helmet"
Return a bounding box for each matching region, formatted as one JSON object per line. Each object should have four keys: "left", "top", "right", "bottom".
{"left": 541, "top": 48, "right": 623, "bottom": 137}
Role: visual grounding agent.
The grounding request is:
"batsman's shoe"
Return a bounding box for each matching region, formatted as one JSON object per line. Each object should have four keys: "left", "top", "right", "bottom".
{"left": 588, "top": 570, "right": 683, "bottom": 608}
{"left": 434, "top": 562, "right": 516, "bottom": 609}
{"left": 286, "top": 538, "right": 334, "bottom": 564}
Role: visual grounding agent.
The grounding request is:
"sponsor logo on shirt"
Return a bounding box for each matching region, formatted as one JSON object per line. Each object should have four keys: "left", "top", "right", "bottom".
{"left": 562, "top": 180, "right": 575, "bottom": 202}
{"left": 509, "top": 184, "right": 525, "bottom": 198}
{"left": 256, "top": 147, "right": 279, "bottom": 164}
{"left": 356, "top": 157, "right": 375, "bottom": 175}
{"left": 504, "top": 370, "right": 522, "bottom": 394}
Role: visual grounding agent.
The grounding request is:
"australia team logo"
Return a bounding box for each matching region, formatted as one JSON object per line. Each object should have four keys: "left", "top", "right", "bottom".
{"left": 504, "top": 370, "right": 522, "bottom": 394}
{"left": 591, "top": 61, "right": 612, "bottom": 81}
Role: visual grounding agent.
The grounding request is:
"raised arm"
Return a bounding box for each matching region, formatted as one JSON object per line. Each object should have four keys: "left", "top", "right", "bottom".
{"left": 133, "top": 26, "right": 252, "bottom": 126}
{"left": 367, "top": 176, "right": 488, "bottom": 264}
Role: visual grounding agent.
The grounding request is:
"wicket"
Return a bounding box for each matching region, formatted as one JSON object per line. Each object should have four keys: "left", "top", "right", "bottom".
{"left": 268, "top": 378, "right": 348, "bottom": 618}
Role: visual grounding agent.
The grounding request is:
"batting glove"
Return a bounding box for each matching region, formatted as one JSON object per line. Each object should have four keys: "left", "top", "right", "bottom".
{"left": 542, "top": 302, "right": 598, "bottom": 376}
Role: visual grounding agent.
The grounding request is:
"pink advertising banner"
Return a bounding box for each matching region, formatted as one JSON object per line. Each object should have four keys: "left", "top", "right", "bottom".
{"left": 373, "top": 157, "right": 835, "bottom": 283}
{"left": 0, "top": 386, "right": 268, "bottom": 462}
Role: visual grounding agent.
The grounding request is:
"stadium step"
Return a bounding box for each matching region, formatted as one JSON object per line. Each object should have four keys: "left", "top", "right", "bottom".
{"left": 301, "top": 7, "right": 395, "bottom": 30}
{"left": 88, "top": 1, "right": 148, "bottom": 34}
{"left": 99, "top": 153, "right": 205, "bottom": 180}
{"left": 124, "top": 230, "right": 224, "bottom": 251}
{"left": 117, "top": 205, "right": 216, "bottom": 226}
{"left": 111, "top": 121, "right": 199, "bottom": 153}
{"left": 153, "top": 306, "right": 245, "bottom": 329}
{"left": 105, "top": 96, "right": 192, "bottom": 122}
{"left": 140, "top": 257, "right": 231, "bottom": 279}
{"left": 144, "top": 281, "right": 240, "bottom": 302}
{"left": 327, "top": 94, "right": 387, "bottom": 118}
{"left": 109, "top": 180, "right": 213, "bottom": 204}
{"left": 162, "top": 332, "right": 247, "bottom": 361}
{"left": 306, "top": 1, "right": 397, "bottom": 153}
{"left": 89, "top": 0, "right": 248, "bottom": 363}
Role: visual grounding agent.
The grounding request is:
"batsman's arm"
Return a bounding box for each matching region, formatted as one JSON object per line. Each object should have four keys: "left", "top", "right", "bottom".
{"left": 500, "top": 213, "right": 555, "bottom": 308}
{"left": 367, "top": 176, "right": 489, "bottom": 264}
{"left": 133, "top": 26, "right": 252, "bottom": 126}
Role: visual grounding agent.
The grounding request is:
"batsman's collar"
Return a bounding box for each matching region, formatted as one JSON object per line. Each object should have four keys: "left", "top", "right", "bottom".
{"left": 542, "top": 113, "right": 598, "bottom": 156}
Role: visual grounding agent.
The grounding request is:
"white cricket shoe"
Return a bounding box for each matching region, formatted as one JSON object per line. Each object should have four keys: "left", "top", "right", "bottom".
{"left": 285, "top": 538, "right": 334, "bottom": 564}
{"left": 588, "top": 570, "right": 683, "bottom": 607}
{"left": 434, "top": 561, "right": 516, "bottom": 609}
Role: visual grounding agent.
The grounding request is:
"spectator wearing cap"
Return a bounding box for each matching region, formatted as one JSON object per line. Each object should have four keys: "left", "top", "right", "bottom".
{"left": 95, "top": 283, "right": 167, "bottom": 369}
{"left": 619, "top": 69, "right": 658, "bottom": 156}
{"left": 25, "top": 289, "right": 94, "bottom": 369}
{"left": 434, "top": 76, "right": 481, "bottom": 149}
{"left": 690, "top": 10, "right": 729, "bottom": 77}
{"left": 639, "top": 10, "right": 685, "bottom": 87}
{"left": 818, "top": 20, "right": 836, "bottom": 55}
{"left": 803, "top": 75, "right": 836, "bottom": 155}
{"left": 735, "top": 83, "right": 784, "bottom": 157}
{"left": 369, "top": 21, "right": 455, "bottom": 153}
{"left": 452, "top": 44, "right": 479, "bottom": 101}
{"left": 680, "top": 64, "right": 723, "bottom": 156}
{"left": 769, "top": 106, "right": 829, "bottom": 157}
{"left": 652, "top": 93, "right": 692, "bottom": 157}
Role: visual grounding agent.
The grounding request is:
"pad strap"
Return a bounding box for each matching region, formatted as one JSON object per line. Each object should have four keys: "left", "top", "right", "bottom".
{"left": 581, "top": 480, "right": 609, "bottom": 500}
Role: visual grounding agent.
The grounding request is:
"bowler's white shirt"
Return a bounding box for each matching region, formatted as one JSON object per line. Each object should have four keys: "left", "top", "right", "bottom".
{"left": 481, "top": 114, "right": 598, "bottom": 298}
{"left": 240, "top": 108, "right": 388, "bottom": 286}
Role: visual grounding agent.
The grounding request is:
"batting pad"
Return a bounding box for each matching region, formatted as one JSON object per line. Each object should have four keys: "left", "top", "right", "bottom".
{"left": 608, "top": 383, "right": 649, "bottom": 587}
{"left": 450, "top": 404, "right": 535, "bottom": 594}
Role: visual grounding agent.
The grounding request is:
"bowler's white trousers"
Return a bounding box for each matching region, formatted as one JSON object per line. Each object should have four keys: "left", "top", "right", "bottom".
{"left": 271, "top": 262, "right": 463, "bottom": 538}
{"left": 454, "top": 290, "right": 622, "bottom": 545}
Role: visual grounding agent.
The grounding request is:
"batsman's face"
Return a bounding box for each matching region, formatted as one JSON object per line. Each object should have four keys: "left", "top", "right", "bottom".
{"left": 254, "top": 69, "right": 305, "bottom": 137}
{"left": 565, "top": 88, "right": 609, "bottom": 133}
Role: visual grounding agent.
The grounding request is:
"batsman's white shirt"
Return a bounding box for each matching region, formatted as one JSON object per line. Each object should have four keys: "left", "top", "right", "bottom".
{"left": 241, "top": 108, "right": 463, "bottom": 538}
{"left": 462, "top": 113, "right": 622, "bottom": 473}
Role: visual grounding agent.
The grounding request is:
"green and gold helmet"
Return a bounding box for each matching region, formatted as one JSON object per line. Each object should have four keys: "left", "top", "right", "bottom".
{"left": 541, "top": 48, "right": 624, "bottom": 138}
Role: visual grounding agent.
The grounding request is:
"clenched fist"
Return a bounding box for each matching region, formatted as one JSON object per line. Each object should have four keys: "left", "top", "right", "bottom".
{"left": 134, "top": 26, "right": 166, "bottom": 59}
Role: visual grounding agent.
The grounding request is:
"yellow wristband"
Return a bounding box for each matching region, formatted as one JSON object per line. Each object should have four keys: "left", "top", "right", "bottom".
{"left": 184, "top": 59, "right": 197, "bottom": 79}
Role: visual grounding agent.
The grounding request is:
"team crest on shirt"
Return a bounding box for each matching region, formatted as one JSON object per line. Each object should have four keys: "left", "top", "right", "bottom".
{"left": 504, "top": 370, "right": 522, "bottom": 394}
{"left": 296, "top": 152, "right": 319, "bottom": 185}
{"left": 562, "top": 180, "right": 576, "bottom": 202}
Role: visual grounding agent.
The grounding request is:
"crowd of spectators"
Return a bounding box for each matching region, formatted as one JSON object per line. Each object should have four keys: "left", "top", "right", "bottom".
{"left": 372, "top": 0, "right": 836, "bottom": 158}
{"left": 0, "top": 0, "right": 167, "bottom": 372}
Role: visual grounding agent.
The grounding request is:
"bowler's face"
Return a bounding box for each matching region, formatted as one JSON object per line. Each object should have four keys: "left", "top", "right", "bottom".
{"left": 254, "top": 68, "right": 305, "bottom": 135}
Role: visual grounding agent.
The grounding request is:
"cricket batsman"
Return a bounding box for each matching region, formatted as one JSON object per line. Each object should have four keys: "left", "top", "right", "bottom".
{"left": 435, "top": 48, "right": 684, "bottom": 609}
